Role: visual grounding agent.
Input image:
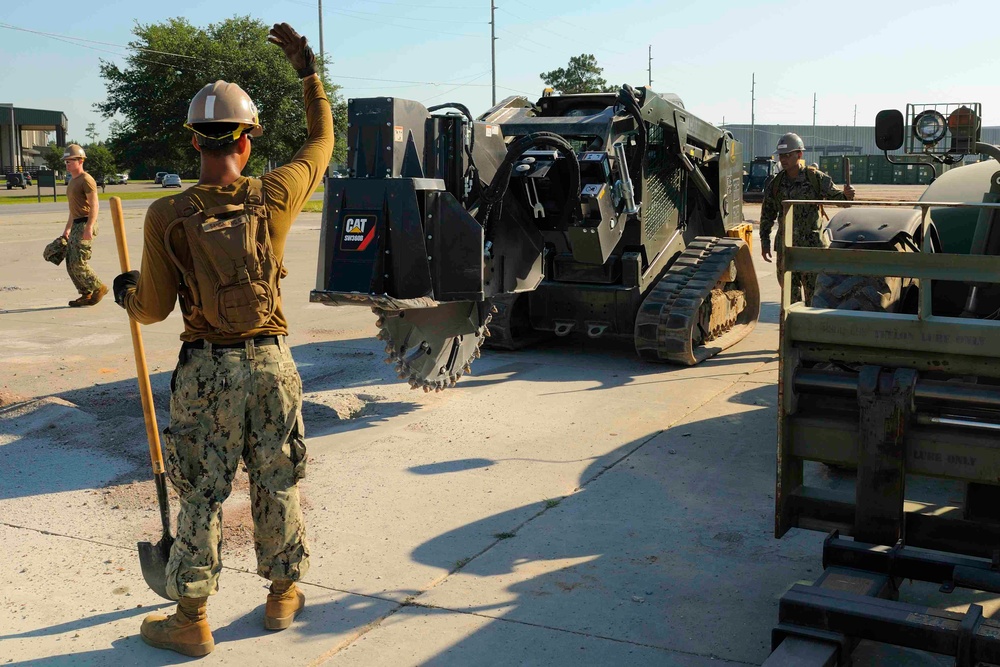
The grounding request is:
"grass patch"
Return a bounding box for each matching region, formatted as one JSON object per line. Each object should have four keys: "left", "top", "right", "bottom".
{"left": 0, "top": 181, "right": 325, "bottom": 207}
{"left": 0, "top": 190, "right": 181, "bottom": 206}
{"left": 493, "top": 531, "right": 516, "bottom": 540}
{"left": 544, "top": 498, "right": 561, "bottom": 509}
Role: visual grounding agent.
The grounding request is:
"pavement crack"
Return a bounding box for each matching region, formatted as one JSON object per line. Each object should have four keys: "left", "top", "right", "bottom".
{"left": 403, "top": 598, "right": 758, "bottom": 665}
{"left": 307, "top": 357, "right": 772, "bottom": 664}
{"left": 1, "top": 521, "right": 135, "bottom": 552}
{"left": 575, "top": 359, "right": 771, "bottom": 491}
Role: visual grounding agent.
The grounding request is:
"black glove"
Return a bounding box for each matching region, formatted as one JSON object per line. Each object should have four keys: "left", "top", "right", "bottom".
{"left": 113, "top": 270, "right": 140, "bottom": 308}
{"left": 268, "top": 23, "right": 316, "bottom": 78}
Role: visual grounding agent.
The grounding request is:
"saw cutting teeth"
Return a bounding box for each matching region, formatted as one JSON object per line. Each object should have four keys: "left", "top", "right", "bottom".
{"left": 375, "top": 302, "right": 491, "bottom": 392}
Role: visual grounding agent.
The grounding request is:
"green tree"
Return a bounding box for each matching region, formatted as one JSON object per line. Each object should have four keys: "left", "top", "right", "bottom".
{"left": 83, "top": 144, "right": 117, "bottom": 191}
{"left": 41, "top": 141, "right": 64, "bottom": 172}
{"left": 539, "top": 54, "right": 617, "bottom": 95}
{"left": 85, "top": 123, "right": 98, "bottom": 144}
{"left": 97, "top": 15, "right": 345, "bottom": 178}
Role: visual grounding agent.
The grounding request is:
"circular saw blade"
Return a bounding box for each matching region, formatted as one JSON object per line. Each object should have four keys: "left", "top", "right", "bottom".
{"left": 375, "top": 301, "right": 492, "bottom": 392}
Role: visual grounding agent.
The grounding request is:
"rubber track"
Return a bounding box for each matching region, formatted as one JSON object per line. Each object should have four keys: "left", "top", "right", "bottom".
{"left": 634, "top": 236, "right": 760, "bottom": 366}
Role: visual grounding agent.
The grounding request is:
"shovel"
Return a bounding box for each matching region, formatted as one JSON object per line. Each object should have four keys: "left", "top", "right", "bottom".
{"left": 110, "top": 196, "right": 176, "bottom": 601}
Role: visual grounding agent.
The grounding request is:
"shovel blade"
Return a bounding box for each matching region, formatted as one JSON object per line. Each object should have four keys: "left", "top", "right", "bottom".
{"left": 138, "top": 536, "right": 177, "bottom": 601}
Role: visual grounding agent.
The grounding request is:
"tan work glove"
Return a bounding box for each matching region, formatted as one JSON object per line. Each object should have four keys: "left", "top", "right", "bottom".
{"left": 268, "top": 23, "right": 316, "bottom": 78}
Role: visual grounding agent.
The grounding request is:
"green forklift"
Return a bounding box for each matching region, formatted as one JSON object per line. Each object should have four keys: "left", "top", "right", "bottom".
{"left": 766, "top": 103, "right": 1000, "bottom": 665}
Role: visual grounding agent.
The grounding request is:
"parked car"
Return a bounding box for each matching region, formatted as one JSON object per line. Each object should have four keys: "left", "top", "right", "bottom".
{"left": 117, "top": 173, "right": 129, "bottom": 185}
{"left": 154, "top": 171, "right": 168, "bottom": 184}
{"left": 64, "top": 173, "right": 72, "bottom": 185}
{"left": 161, "top": 174, "right": 182, "bottom": 188}
{"left": 5, "top": 173, "right": 28, "bottom": 190}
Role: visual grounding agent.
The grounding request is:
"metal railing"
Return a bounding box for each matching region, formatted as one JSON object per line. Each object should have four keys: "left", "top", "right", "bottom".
{"left": 780, "top": 199, "right": 1000, "bottom": 321}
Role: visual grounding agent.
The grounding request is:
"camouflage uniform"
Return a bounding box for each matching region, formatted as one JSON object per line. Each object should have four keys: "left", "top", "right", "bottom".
{"left": 66, "top": 220, "right": 103, "bottom": 295}
{"left": 121, "top": 74, "right": 332, "bottom": 603}
{"left": 164, "top": 339, "right": 308, "bottom": 599}
{"left": 759, "top": 167, "right": 848, "bottom": 303}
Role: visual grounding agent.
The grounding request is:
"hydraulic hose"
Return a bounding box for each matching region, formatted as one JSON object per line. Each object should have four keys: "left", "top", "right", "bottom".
{"left": 478, "top": 132, "right": 582, "bottom": 233}
{"left": 617, "top": 84, "right": 647, "bottom": 207}
{"left": 428, "top": 102, "right": 481, "bottom": 202}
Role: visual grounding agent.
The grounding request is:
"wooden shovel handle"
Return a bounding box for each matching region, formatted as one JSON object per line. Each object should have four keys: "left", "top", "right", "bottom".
{"left": 110, "top": 197, "right": 165, "bottom": 475}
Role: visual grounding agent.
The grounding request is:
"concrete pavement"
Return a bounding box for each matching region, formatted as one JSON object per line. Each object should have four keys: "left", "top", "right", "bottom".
{"left": 0, "top": 194, "right": 964, "bottom": 665}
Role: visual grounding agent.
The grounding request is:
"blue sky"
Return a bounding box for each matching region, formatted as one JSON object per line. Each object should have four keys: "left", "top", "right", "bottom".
{"left": 1, "top": 0, "right": 998, "bottom": 143}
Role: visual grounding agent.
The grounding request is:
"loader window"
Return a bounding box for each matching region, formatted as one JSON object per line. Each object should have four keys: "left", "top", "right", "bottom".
{"left": 565, "top": 136, "right": 603, "bottom": 153}
{"left": 563, "top": 107, "right": 605, "bottom": 117}
{"left": 751, "top": 163, "right": 770, "bottom": 178}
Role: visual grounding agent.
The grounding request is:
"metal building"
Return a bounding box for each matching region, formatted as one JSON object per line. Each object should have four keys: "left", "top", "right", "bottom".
{"left": 722, "top": 123, "right": 1000, "bottom": 163}
{"left": 0, "top": 104, "right": 68, "bottom": 173}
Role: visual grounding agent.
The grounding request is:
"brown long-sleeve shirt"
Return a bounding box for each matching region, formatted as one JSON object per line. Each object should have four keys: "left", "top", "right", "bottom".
{"left": 123, "top": 75, "right": 333, "bottom": 343}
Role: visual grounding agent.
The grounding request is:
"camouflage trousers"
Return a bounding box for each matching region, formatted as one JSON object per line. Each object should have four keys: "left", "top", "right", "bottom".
{"left": 66, "top": 220, "right": 103, "bottom": 295}
{"left": 774, "top": 221, "right": 829, "bottom": 305}
{"left": 163, "top": 338, "right": 309, "bottom": 599}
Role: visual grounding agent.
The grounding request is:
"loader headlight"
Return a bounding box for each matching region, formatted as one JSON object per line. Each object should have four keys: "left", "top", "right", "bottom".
{"left": 913, "top": 110, "right": 947, "bottom": 145}
{"left": 948, "top": 106, "right": 979, "bottom": 140}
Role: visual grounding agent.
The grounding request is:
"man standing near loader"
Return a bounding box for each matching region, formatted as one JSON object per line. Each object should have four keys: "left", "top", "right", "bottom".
{"left": 111, "top": 22, "right": 333, "bottom": 657}
{"left": 759, "top": 133, "right": 855, "bottom": 303}
{"left": 62, "top": 144, "right": 107, "bottom": 306}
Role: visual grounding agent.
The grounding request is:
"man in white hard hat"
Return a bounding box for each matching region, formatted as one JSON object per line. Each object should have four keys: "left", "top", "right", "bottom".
{"left": 760, "top": 132, "right": 854, "bottom": 303}
{"left": 112, "top": 22, "right": 333, "bottom": 656}
{"left": 61, "top": 144, "right": 107, "bottom": 306}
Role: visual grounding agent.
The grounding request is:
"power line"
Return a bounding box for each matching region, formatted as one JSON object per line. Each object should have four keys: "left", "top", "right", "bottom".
{"left": 1, "top": 20, "right": 531, "bottom": 103}
{"left": 0, "top": 22, "right": 222, "bottom": 62}
{"left": 0, "top": 23, "right": 193, "bottom": 72}
{"left": 494, "top": 4, "right": 625, "bottom": 57}
{"left": 286, "top": 1, "right": 485, "bottom": 25}
{"left": 343, "top": 0, "right": 483, "bottom": 8}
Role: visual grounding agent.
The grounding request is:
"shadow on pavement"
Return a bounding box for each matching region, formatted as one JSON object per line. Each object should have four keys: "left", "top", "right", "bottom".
{"left": 461, "top": 334, "right": 776, "bottom": 394}
{"left": 0, "top": 339, "right": 417, "bottom": 502}
{"left": 0, "top": 603, "right": 170, "bottom": 642}
{"left": 399, "top": 385, "right": 792, "bottom": 664}
{"left": 0, "top": 305, "right": 71, "bottom": 315}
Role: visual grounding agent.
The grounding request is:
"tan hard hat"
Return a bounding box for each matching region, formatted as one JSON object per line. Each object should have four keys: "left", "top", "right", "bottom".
{"left": 62, "top": 144, "right": 86, "bottom": 160}
{"left": 185, "top": 80, "right": 263, "bottom": 141}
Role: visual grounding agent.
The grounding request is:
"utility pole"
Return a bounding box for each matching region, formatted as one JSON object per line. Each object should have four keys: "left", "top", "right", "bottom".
{"left": 647, "top": 45, "right": 653, "bottom": 88}
{"left": 318, "top": 0, "right": 325, "bottom": 77}
{"left": 7, "top": 104, "right": 14, "bottom": 172}
{"left": 749, "top": 73, "right": 755, "bottom": 160}
{"left": 812, "top": 92, "right": 817, "bottom": 163}
{"left": 853, "top": 104, "right": 857, "bottom": 128}
{"left": 490, "top": 0, "right": 497, "bottom": 105}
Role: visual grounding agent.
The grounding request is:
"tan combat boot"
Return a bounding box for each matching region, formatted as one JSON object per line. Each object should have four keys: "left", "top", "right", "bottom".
{"left": 68, "top": 293, "right": 90, "bottom": 307}
{"left": 265, "top": 579, "right": 305, "bottom": 630}
{"left": 140, "top": 596, "right": 215, "bottom": 657}
{"left": 86, "top": 284, "right": 108, "bottom": 305}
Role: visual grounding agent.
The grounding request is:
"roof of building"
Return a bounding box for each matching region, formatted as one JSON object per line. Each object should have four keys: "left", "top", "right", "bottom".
{"left": 722, "top": 123, "right": 1000, "bottom": 160}
{"left": 0, "top": 105, "right": 68, "bottom": 131}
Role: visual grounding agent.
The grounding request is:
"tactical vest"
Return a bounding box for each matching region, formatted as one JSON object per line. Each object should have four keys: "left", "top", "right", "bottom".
{"left": 163, "top": 178, "right": 281, "bottom": 334}
{"left": 769, "top": 166, "right": 828, "bottom": 220}
{"left": 770, "top": 165, "right": 822, "bottom": 200}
